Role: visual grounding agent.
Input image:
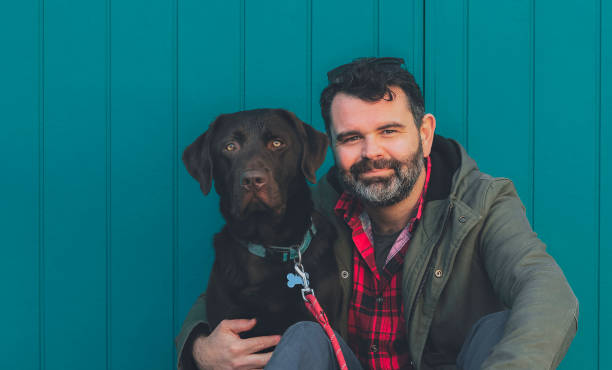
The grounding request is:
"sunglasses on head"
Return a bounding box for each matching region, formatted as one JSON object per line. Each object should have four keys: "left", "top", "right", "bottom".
{"left": 326, "top": 57, "right": 406, "bottom": 83}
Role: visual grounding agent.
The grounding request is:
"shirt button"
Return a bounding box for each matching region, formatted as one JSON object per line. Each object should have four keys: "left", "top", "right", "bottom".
{"left": 434, "top": 269, "right": 443, "bottom": 278}
{"left": 459, "top": 215, "right": 466, "bottom": 223}
{"left": 410, "top": 360, "right": 415, "bottom": 367}
{"left": 341, "top": 270, "right": 350, "bottom": 279}
{"left": 370, "top": 344, "right": 378, "bottom": 353}
{"left": 376, "top": 296, "right": 384, "bottom": 304}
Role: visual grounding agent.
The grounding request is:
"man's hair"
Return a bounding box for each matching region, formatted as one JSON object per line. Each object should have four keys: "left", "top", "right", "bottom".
{"left": 320, "top": 57, "right": 425, "bottom": 136}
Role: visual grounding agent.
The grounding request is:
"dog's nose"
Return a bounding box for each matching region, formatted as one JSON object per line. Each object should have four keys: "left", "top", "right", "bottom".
{"left": 240, "top": 170, "right": 267, "bottom": 191}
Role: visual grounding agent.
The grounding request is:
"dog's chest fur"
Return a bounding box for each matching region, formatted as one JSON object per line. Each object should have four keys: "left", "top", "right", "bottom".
{"left": 207, "top": 214, "right": 340, "bottom": 337}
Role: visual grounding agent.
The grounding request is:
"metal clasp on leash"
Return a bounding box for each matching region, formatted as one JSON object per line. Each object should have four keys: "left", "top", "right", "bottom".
{"left": 293, "top": 247, "right": 314, "bottom": 301}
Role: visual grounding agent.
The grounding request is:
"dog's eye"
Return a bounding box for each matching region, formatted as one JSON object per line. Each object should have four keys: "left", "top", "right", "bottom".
{"left": 268, "top": 139, "right": 285, "bottom": 150}
{"left": 224, "top": 142, "right": 239, "bottom": 152}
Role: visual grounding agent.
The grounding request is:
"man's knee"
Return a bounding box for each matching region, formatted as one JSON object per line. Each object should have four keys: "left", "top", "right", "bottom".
{"left": 285, "top": 321, "right": 323, "bottom": 333}
{"left": 283, "top": 321, "right": 327, "bottom": 342}
{"left": 458, "top": 310, "right": 510, "bottom": 370}
{"left": 473, "top": 310, "right": 510, "bottom": 331}
{"left": 267, "top": 321, "right": 335, "bottom": 369}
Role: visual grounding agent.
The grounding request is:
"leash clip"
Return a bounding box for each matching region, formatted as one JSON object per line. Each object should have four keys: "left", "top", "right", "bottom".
{"left": 293, "top": 249, "right": 314, "bottom": 301}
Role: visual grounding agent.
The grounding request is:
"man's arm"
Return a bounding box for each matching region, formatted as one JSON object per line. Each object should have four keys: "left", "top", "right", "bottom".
{"left": 479, "top": 179, "right": 578, "bottom": 369}
{"left": 175, "top": 292, "right": 210, "bottom": 370}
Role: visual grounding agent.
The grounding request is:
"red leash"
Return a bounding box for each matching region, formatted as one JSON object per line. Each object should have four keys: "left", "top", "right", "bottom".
{"left": 303, "top": 291, "right": 348, "bottom": 370}
{"left": 290, "top": 261, "right": 348, "bottom": 370}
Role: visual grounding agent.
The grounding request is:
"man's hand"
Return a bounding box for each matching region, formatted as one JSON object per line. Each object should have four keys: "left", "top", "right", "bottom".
{"left": 192, "top": 319, "right": 281, "bottom": 370}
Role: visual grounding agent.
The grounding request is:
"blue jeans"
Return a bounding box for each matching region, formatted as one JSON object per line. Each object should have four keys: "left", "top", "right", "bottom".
{"left": 265, "top": 310, "right": 510, "bottom": 370}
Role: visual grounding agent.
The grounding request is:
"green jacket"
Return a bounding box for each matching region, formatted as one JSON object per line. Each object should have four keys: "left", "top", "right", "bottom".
{"left": 176, "top": 136, "right": 578, "bottom": 369}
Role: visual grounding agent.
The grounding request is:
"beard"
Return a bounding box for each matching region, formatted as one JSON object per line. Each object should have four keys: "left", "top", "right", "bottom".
{"left": 337, "top": 140, "right": 424, "bottom": 207}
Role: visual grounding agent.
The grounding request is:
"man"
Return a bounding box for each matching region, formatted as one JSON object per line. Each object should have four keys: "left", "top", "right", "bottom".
{"left": 176, "top": 57, "right": 578, "bottom": 369}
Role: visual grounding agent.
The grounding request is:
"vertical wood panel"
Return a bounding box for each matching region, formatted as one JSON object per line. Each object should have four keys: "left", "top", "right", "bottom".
{"left": 0, "top": 1, "right": 41, "bottom": 369}
{"left": 311, "top": 0, "right": 376, "bottom": 125}
{"left": 600, "top": 0, "right": 610, "bottom": 368}
{"left": 177, "top": 0, "right": 240, "bottom": 346}
{"left": 244, "top": 0, "right": 308, "bottom": 119}
{"left": 43, "top": 0, "right": 108, "bottom": 368}
{"left": 424, "top": 0, "right": 468, "bottom": 145}
{"left": 467, "top": 0, "right": 533, "bottom": 215}
{"left": 311, "top": 0, "right": 375, "bottom": 175}
{"left": 534, "top": 0, "right": 599, "bottom": 368}
{"left": 380, "top": 0, "right": 424, "bottom": 88}
{"left": 110, "top": 0, "right": 174, "bottom": 367}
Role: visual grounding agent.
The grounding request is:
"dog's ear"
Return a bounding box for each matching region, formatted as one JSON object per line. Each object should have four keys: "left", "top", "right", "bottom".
{"left": 182, "top": 116, "right": 221, "bottom": 195}
{"left": 281, "top": 110, "right": 329, "bottom": 184}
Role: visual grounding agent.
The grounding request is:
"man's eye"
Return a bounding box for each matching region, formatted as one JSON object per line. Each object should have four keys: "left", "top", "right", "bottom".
{"left": 344, "top": 136, "right": 360, "bottom": 143}
{"left": 268, "top": 139, "right": 285, "bottom": 150}
{"left": 382, "top": 129, "right": 397, "bottom": 135}
{"left": 224, "top": 142, "right": 238, "bottom": 152}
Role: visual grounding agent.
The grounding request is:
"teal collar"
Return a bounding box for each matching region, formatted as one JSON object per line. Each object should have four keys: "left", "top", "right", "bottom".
{"left": 238, "top": 219, "right": 317, "bottom": 262}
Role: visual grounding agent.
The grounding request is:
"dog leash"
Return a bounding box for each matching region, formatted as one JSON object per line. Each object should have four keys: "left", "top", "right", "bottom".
{"left": 287, "top": 249, "right": 348, "bottom": 370}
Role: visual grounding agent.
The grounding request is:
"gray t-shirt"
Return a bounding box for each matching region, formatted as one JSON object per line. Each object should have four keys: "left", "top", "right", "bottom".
{"left": 372, "top": 228, "right": 402, "bottom": 273}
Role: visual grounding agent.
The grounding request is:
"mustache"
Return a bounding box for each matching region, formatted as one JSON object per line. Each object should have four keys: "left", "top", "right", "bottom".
{"left": 350, "top": 158, "right": 402, "bottom": 176}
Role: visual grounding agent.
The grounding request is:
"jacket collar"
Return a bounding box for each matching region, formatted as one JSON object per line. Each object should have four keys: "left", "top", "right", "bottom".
{"left": 321, "top": 135, "right": 481, "bottom": 240}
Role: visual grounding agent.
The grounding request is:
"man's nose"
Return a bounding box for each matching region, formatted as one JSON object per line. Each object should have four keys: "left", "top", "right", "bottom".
{"left": 361, "top": 136, "right": 385, "bottom": 160}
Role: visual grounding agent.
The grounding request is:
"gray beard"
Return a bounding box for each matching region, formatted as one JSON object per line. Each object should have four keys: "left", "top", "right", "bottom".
{"left": 337, "top": 142, "right": 424, "bottom": 207}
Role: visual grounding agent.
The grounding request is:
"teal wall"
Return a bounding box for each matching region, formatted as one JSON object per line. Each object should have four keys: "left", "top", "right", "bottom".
{"left": 0, "top": 0, "right": 608, "bottom": 369}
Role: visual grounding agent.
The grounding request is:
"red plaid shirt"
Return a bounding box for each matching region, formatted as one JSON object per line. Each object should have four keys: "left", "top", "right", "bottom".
{"left": 334, "top": 157, "right": 431, "bottom": 369}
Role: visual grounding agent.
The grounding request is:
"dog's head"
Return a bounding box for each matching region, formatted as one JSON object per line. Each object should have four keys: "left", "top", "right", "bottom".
{"left": 183, "top": 109, "right": 328, "bottom": 223}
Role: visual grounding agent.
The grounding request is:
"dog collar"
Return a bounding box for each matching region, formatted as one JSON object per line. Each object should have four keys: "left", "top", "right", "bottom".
{"left": 239, "top": 219, "right": 317, "bottom": 262}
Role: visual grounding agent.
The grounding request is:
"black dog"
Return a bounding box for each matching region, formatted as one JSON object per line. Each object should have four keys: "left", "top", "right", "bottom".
{"left": 183, "top": 108, "right": 341, "bottom": 337}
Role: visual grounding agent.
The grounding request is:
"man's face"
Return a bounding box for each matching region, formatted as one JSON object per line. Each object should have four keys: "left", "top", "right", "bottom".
{"left": 329, "top": 87, "right": 424, "bottom": 207}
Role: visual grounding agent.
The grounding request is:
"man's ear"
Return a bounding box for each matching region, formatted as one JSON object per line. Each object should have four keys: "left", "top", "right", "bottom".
{"left": 182, "top": 116, "right": 221, "bottom": 195}
{"left": 280, "top": 109, "right": 329, "bottom": 184}
{"left": 419, "top": 113, "right": 436, "bottom": 158}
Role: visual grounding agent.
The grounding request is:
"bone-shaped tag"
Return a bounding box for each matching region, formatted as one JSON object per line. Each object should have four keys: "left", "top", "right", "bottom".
{"left": 286, "top": 272, "right": 309, "bottom": 288}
